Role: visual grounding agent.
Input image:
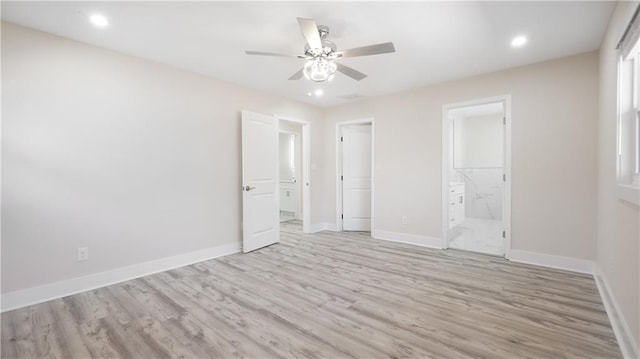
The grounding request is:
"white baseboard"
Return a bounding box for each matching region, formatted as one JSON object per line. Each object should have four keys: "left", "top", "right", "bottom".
{"left": 506, "top": 249, "right": 594, "bottom": 274}
{"left": 372, "top": 229, "right": 445, "bottom": 249}
{"left": 594, "top": 266, "right": 640, "bottom": 359}
{"left": 1, "top": 242, "right": 241, "bottom": 313}
{"left": 310, "top": 222, "right": 338, "bottom": 233}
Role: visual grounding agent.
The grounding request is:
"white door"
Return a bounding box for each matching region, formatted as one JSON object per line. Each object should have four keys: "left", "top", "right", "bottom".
{"left": 241, "top": 111, "right": 279, "bottom": 253}
{"left": 342, "top": 124, "right": 372, "bottom": 231}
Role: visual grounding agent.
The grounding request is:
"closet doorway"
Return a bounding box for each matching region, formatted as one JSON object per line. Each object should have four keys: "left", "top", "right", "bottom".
{"left": 336, "top": 119, "right": 374, "bottom": 232}
{"left": 442, "top": 96, "right": 511, "bottom": 256}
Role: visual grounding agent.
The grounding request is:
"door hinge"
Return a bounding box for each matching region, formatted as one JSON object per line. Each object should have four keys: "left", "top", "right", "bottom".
{"left": 341, "top": 175, "right": 343, "bottom": 181}
{"left": 503, "top": 117, "right": 506, "bottom": 125}
{"left": 341, "top": 214, "right": 344, "bottom": 219}
{"left": 503, "top": 174, "right": 506, "bottom": 182}
{"left": 340, "top": 136, "right": 343, "bottom": 142}
{"left": 502, "top": 230, "right": 506, "bottom": 238}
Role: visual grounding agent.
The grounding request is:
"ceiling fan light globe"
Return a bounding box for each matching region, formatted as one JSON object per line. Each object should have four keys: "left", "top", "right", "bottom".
{"left": 303, "top": 58, "right": 337, "bottom": 82}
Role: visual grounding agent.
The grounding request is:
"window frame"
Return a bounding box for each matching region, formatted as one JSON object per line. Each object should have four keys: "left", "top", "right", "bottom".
{"left": 616, "top": 39, "right": 640, "bottom": 205}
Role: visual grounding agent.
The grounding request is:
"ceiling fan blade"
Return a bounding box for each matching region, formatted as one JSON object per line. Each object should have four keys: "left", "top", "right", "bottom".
{"left": 337, "top": 42, "right": 396, "bottom": 58}
{"left": 288, "top": 68, "right": 304, "bottom": 80}
{"left": 297, "top": 17, "right": 322, "bottom": 50}
{"left": 336, "top": 63, "right": 368, "bottom": 81}
{"left": 245, "top": 50, "right": 297, "bottom": 58}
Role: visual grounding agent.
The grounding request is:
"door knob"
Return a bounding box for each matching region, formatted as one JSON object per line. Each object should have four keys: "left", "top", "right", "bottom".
{"left": 244, "top": 186, "right": 256, "bottom": 191}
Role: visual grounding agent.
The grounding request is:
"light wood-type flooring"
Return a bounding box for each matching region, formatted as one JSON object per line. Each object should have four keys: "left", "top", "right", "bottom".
{"left": 1, "top": 221, "right": 621, "bottom": 358}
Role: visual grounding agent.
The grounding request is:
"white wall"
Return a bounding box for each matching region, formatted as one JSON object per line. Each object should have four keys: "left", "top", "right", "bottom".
{"left": 322, "top": 51, "right": 599, "bottom": 260}
{"left": 453, "top": 114, "right": 504, "bottom": 169}
{"left": 1, "top": 22, "right": 326, "bottom": 294}
{"left": 597, "top": 1, "right": 640, "bottom": 353}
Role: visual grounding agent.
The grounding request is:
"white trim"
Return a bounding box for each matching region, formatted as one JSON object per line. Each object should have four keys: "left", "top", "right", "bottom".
{"left": 504, "top": 97, "right": 512, "bottom": 252}
{"left": 616, "top": 47, "right": 640, "bottom": 202}
{"left": 594, "top": 266, "right": 640, "bottom": 359}
{"left": 310, "top": 222, "right": 339, "bottom": 233}
{"left": 371, "top": 121, "right": 376, "bottom": 232}
{"left": 507, "top": 249, "right": 594, "bottom": 274}
{"left": 335, "top": 118, "right": 375, "bottom": 232}
{"left": 616, "top": 184, "right": 640, "bottom": 206}
{"left": 441, "top": 103, "right": 452, "bottom": 249}
{"left": 372, "top": 229, "right": 444, "bottom": 249}
{"left": 276, "top": 114, "right": 312, "bottom": 233}
{"left": 1, "top": 242, "right": 241, "bottom": 312}
{"left": 441, "top": 95, "right": 512, "bottom": 254}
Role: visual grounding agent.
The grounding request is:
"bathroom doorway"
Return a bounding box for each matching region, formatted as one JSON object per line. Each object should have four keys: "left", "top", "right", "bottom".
{"left": 279, "top": 130, "right": 300, "bottom": 222}
{"left": 442, "top": 96, "right": 511, "bottom": 256}
{"left": 278, "top": 117, "right": 311, "bottom": 233}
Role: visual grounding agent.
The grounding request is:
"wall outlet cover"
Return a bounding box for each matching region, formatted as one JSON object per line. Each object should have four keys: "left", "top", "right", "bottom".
{"left": 77, "top": 247, "right": 89, "bottom": 262}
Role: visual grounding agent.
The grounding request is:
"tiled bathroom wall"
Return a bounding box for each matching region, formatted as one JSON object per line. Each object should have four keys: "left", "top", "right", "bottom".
{"left": 451, "top": 168, "right": 503, "bottom": 220}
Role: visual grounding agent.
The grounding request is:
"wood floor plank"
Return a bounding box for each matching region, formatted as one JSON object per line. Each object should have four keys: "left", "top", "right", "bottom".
{"left": 220, "top": 249, "right": 561, "bottom": 358}
{"left": 4, "top": 309, "right": 39, "bottom": 358}
{"left": 44, "top": 300, "right": 94, "bottom": 358}
{"left": 1, "top": 313, "right": 18, "bottom": 359}
{"left": 264, "top": 241, "right": 614, "bottom": 340}
{"left": 204, "top": 258, "right": 484, "bottom": 358}
{"left": 1, "top": 220, "right": 622, "bottom": 358}
{"left": 142, "top": 274, "right": 341, "bottom": 358}
{"left": 197, "top": 260, "right": 438, "bottom": 359}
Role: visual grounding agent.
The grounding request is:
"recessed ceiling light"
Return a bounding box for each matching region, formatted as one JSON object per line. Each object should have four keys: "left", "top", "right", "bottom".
{"left": 306, "top": 92, "right": 313, "bottom": 97}
{"left": 89, "top": 14, "right": 109, "bottom": 28}
{"left": 314, "top": 89, "right": 323, "bottom": 97}
{"left": 511, "top": 35, "right": 527, "bottom": 48}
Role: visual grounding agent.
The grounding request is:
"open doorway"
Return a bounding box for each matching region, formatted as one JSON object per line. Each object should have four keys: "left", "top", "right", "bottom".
{"left": 442, "top": 96, "right": 511, "bottom": 256}
{"left": 278, "top": 117, "right": 311, "bottom": 234}
{"left": 336, "top": 119, "right": 374, "bottom": 232}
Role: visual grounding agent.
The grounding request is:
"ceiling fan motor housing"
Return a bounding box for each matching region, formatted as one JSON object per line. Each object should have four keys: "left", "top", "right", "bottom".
{"left": 303, "top": 25, "right": 337, "bottom": 58}
{"left": 317, "top": 25, "right": 330, "bottom": 39}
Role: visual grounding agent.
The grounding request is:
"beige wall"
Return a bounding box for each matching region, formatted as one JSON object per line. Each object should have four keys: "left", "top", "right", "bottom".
{"left": 1, "top": 23, "right": 326, "bottom": 293}
{"left": 597, "top": 1, "right": 640, "bottom": 350}
{"left": 323, "top": 52, "right": 599, "bottom": 260}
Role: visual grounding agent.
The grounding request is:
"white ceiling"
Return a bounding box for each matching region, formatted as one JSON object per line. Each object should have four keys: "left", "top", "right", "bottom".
{"left": 1, "top": 1, "right": 615, "bottom": 107}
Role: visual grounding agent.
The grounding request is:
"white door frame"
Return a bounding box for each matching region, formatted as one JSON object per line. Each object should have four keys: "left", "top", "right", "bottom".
{"left": 276, "top": 114, "right": 312, "bottom": 234}
{"left": 441, "top": 95, "right": 512, "bottom": 257}
{"left": 336, "top": 118, "right": 375, "bottom": 231}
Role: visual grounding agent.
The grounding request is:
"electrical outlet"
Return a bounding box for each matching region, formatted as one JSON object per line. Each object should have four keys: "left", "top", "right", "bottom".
{"left": 401, "top": 216, "right": 408, "bottom": 225}
{"left": 77, "top": 247, "right": 89, "bottom": 262}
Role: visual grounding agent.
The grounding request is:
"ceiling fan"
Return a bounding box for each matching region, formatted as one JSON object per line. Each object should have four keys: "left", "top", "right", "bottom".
{"left": 245, "top": 18, "right": 396, "bottom": 82}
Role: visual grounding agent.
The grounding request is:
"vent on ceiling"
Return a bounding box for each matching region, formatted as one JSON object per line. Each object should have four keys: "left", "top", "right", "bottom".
{"left": 339, "top": 94, "right": 365, "bottom": 100}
